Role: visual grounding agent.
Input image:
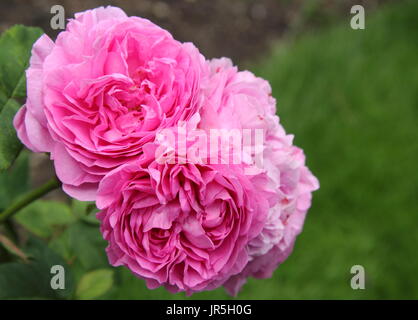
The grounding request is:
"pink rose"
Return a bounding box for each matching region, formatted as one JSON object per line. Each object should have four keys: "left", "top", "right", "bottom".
{"left": 200, "top": 58, "right": 319, "bottom": 295}
{"left": 96, "top": 157, "right": 277, "bottom": 294}
{"left": 14, "top": 4, "right": 319, "bottom": 296}
{"left": 224, "top": 151, "right": 319, "bottom": 296}
{"left": 97, "top": 57, "right": 318, "bottom": 296}
{"left": 14, "top": 6, "right": 206, "bottom": 200}
{"left": 199, "top": 57, "right": 276, "bottom": 132}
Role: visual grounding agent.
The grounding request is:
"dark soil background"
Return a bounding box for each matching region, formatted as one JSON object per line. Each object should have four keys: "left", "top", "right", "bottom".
{"left": 1, "top": 0, "right": 389, "bottom": 65}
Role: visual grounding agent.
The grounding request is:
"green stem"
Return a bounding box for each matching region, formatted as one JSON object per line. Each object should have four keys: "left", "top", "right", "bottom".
{"left": 0, "top": 178, "right": 61, "bottom": 224}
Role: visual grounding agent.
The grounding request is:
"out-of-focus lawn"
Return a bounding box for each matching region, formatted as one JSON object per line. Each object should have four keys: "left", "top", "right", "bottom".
{"left": 106, "top": 0, "right": 418, "bottom": 299}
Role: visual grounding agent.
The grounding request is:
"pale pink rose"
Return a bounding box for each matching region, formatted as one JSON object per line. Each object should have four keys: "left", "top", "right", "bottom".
{"left": 14, "top": 6, "right": 206, "bottom": 200}
{"left": 96, "top": 155, "right": 277, "bottom": 294}
{"left": 223, "top": 147, "right": 319, "bottom": 296}
{"left": 199, "top": 58, "right": 276, "bottom": 132}
{"left": 198, "top": 58, "right": 279, "bottom": 173}
{"left": 200, "top": 58, "right": 319, "bottom": 295}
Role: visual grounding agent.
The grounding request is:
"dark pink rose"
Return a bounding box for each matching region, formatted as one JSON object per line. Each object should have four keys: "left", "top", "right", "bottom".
{"left": 14, "top": 7, "right": 206, "bottom": 200}
{"left": 96, "top": 157, "right": 277, "bottom": 294}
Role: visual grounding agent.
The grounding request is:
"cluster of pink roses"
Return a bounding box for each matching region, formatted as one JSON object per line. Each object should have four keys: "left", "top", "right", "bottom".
{"left": 14, "top": 7, "right": 318, "bottom": 295}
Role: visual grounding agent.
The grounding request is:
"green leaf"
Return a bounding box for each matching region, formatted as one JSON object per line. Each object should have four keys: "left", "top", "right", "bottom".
{"left": 71, "top": 199, "right": 100, "bottom": 225}
{"left": 0, "top": 25, "right": 43, "bottom": 102}
{"left": 76, "top": 269, "right": 114, "bottom": 300}
{"left": 14, "top": 200, "right": 75, "bottom": 238}
{"left": 49, "top": 221, "right": 108, "bottom": 271}
{"left": 68, "top": 222, "right": 108, "bottom": 270}
{"left": 0, "top": 150, "right": 29, "bottom": 210}
{"left": 0, "top": 99, "right": 23, "bottom": 171}
{"left": 0, "top": 237, "right": 74, "bottom": 299}
{"left": 0, "top": 25, "right": 43, "bottom": 171}
{"left": 48, "top": 229, "right": 73, "bottom": 262}
{"left": 0, "top": 233, "right": 29, "bottom": 262}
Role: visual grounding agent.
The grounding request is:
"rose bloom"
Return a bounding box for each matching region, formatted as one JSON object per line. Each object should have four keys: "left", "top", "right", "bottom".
{"left": 14, "top": 6, "right": 205, "bottom": 200}
{"left": 96, "top": 150, "right": 278, "bottom": 294}
{"left": 199, "top": 58, "right": 319, "bottom": 295}
{"left": 96, "top": 57, "right": 318, "bottom": 295}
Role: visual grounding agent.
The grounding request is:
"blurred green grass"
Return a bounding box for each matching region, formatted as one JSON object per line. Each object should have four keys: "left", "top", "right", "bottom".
{"left": 253, "top": 0, "right": 418, "bottom": 299}
{"left": 106, "top": 0, "right": 418, "bottom": 299}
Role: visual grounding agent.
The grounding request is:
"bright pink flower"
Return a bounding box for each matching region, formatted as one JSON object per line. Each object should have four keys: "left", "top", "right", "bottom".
{"left": 15, "top": 5, "right": 319, "bottom": 295}
{"left": 97, "top": 57, "right": 318, "bottom": 296}
{"left": 96, "top": 158, "right": 277, "bottom": 294}
{"left": 14, "top": 6, "right": 206, "bottom": 200}
{"left": 200, "top": 58, "right": 319, "bottom": 295}
{"left": 199, "top": 58, "right": 276, "bottom": 132}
